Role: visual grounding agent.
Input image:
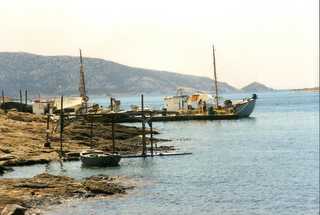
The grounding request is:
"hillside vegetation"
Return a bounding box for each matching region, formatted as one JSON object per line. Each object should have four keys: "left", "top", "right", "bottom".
{"left": 0, "top": 52, "right": 273, "bottom": 97}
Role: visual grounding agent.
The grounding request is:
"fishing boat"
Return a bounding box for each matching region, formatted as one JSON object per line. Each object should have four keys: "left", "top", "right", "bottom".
{"left": 80, "top": 150, "right": 121, "bottom": 167}
{"left": 163, "top": 92, "right": 256, "bottom": 118}
{"left": 163, "top": 45, "right": 257, "bottom": 118}
{"left": 229, "top": 94, "right": 257, "bottom": 118}
{"left": 209, "top": 44, "right": 257, "bottom": 118}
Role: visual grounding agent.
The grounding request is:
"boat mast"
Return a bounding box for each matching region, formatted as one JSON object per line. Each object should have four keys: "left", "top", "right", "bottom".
{"left": 79, "top": 49, "right": 88, "bottom": 113}
{"left": 212, "top": 45, "right": 219, "bottom": 107}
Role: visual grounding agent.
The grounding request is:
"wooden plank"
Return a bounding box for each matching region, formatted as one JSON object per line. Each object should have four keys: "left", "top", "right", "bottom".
{"left": 58, "top": 110, "right": 240, "bottom": 123}
{"left": 121, "top": 152, "right": 192, "bottom": 158}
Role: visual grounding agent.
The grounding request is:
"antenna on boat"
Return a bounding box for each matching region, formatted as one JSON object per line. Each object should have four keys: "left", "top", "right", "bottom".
{"left": 212, "top": 44, "right": 219, "bottom": 107}
{"left": 79, "top": 49, "right": 88, "bottom": 113}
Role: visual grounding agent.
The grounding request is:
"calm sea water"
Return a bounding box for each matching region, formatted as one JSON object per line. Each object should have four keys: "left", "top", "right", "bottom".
{"left": 2, "top": 91, "right": 319, "bottom": 215}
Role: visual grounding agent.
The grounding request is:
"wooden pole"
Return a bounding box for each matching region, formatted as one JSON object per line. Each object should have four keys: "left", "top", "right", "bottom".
{"left": 1, "top": 89, "right": 7, "bottom": 113}
{"left": 90, "top": 116, "right": 93, "bottom": 145}
{"left": 79, "top": 49, "right": 88, "bottom": 113}
{"left": 59, "top": 95, "right": 64, "bottom": 157}
{"left": 1, "top": 89, "right": 4, "bottom": 106}
{"left": 44, "top": 114, "right": 51, "bottom": 148}
{"left": 141, "top": 94, "right": 146, "bottom": 156}
{"left": 25, "top": 89, "right": 27, "bottom": 105}
{"left": 110, "top": 97, "right": 113, "bottom": 111}
{"left": 19, "top": 89, "right": 22, "bottom": 111}
{"left": 150, "top": 114, "right": 154, "bottom": 157}
{"left": 212, "top": 45, "right": 219, "bottom": 107}
{"left": 1, "top": 89, "right": 4, "bottom": 104}
{"left": 155, "top": 142, "right": 158, "bottom": 154}
{"left": 111, "top": 116, "right": 115, "bottom": 154}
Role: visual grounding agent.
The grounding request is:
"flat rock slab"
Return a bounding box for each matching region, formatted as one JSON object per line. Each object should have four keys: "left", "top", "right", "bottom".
{"left": 0, "top": 155, "right": 15, "bottom": 161}
{"left": 0, "top": 166, "right": 13, "bottom": 176}
{"left": 0, "top": 204, "right": 26, "bottom": 215}
{"left": 0, "top": 173, "right": 133, "bottom": 213}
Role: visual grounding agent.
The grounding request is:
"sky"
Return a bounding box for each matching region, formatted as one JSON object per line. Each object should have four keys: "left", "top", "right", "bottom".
{"left": 0, "top": 0, "right": 318, "bottom": 89}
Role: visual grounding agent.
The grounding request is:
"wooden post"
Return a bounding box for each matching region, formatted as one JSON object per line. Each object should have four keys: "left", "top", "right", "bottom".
{"left": 44, "top": 114, "right": 51, "bottom": 148}
{"left": 59, "top": 95, "right": 64, "bottom": 157}
{"left": 212, "top": 45, "right": 219, "bottom": 107}
{"left": 141, "top": 94, "right": 146, "bottom": 156}
{"left": 1, "top": 89, "right": 4, "bottom": 104}
{"left": 19, "top": 89, "right": 22, "bottom": 111}
{"left": 25, "top": 89, "right": 27, "bottom": 105}
{"left": 90, "top": 116, "right": 93, "bottom": 145}
{"left": 1, "top": 89, "right": 4, "bottom": 105}
{"left": 111, "top": 116, "right": 115, "bottom": 154}
{"left": 155, "top": 142, "right": 158, "bottom": 154}
{"left": 150, "top": 113, "right": 154, "bottom": 157}
{"left": 1, "top": 90, "right": 6, "bottom": 113}
{"left": 110, "top": 97, "right": 113, "bottom": 111}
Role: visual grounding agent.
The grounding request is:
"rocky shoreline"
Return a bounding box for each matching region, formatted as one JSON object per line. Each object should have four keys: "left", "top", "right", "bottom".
{"left": 0, "top": 110, "right": 170, "bottom": 170}
{"left": 0, "top": 110, "right": 172, "bottom": 214}
{"left": 0, "top": 173, "right": 134, "bottom": 214}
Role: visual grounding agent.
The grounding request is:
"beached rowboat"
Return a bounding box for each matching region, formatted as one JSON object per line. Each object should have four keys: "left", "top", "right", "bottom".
{"left": 80, "top": 150, "right": 121, "bottom": 167}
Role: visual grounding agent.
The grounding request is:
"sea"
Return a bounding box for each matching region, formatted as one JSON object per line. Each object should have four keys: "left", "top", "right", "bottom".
{"left": 2, "top": 91, "right": 319, "bottom": 215}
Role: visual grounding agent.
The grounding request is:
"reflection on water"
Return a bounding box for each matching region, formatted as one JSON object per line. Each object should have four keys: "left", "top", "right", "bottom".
{"left": 1, "top": 92, "right": 319, "bottom": 215}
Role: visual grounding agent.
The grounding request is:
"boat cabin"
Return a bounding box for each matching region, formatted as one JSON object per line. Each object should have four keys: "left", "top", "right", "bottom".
{"left": 164, "top": 93, "right": 214, "bottom": 112}
{"left": 32, "top": 99, "right": 54, "bottom": 115}
{"left": 164, "top": 95, "right": 188, "bottom": 112}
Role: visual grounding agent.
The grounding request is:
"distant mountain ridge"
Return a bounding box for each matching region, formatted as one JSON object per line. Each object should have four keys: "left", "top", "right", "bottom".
{"left": 0, "top": 52, "right": 271, "bottom": 97}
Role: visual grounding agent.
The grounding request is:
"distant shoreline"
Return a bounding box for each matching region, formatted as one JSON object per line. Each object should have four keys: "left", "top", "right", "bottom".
{"left": 290, "top": 87, "right": 320, "bottom": 93}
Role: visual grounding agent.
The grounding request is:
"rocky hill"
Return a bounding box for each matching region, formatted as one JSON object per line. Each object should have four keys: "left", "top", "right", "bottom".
{"left": 241, "top": 82, "right": 274, "bottom": 92}
{"left": 0, "top": 52, "right": 239, "bottom": 97}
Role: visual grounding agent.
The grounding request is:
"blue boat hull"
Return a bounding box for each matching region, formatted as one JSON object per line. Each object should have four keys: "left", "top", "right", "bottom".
{"left": 234, "top": 98, "right": 256, "bottom": 118}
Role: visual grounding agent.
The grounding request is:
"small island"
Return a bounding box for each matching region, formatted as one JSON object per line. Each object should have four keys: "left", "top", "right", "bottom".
{"left": 241, "top": 82, "right": 274, "bottom": 93}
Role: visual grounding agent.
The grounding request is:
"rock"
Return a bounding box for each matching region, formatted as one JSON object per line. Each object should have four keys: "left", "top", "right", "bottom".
{"left": 0, "top": 204, "right": 26, "bottom": 215}
{"left": 0, "top": 149, "right": 11, "bottom": 154}
{"left": 0, "top": 155, "right": 15, "bottom": 161}
{"left": 64, "top": 152, "right": 80, "bottom": 161}
{"left": 15, "top": 183, "right": 49, "bottom": 189}
{"left": 0, "top": 126, "right": 10, "bottom": 133}
{"left": 0, "top": 167, "right": 4, "bottom": 175}
{"left": 4, "top": 159, "right": 50, "bottom": 166}
{"left": 0, "top": 166, "right": 13, "bottom": 175}
{"left": 26, "top": 208, "right": 42, "bottom": 215}
{"left": 0, "top": 173, "right": 133, "bottom": 214}
{"left": 6, "top": 112, "right": 45, "bottom": 123}
{"left": 84, "top": 181, "right": 125, "bottom": 194}
{"left": 83, "top": 176, "right": 126, "bottom": 195}
{"left": 84, "top": 193, "right": 95, "bottom": 198}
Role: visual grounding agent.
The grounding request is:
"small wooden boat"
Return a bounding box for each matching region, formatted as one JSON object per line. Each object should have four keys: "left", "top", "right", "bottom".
{"left": 80, "top": 150, "right": 121, "bottom": 167}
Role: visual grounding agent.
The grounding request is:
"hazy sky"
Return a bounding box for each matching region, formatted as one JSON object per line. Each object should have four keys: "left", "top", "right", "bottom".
{"left": 0, "top": 0, "right": 318, "bottom": 89}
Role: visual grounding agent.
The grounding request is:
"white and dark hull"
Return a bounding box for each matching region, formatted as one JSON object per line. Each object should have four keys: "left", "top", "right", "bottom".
{"left": 233, "top": 98, "right": 256, "bottom": 118}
